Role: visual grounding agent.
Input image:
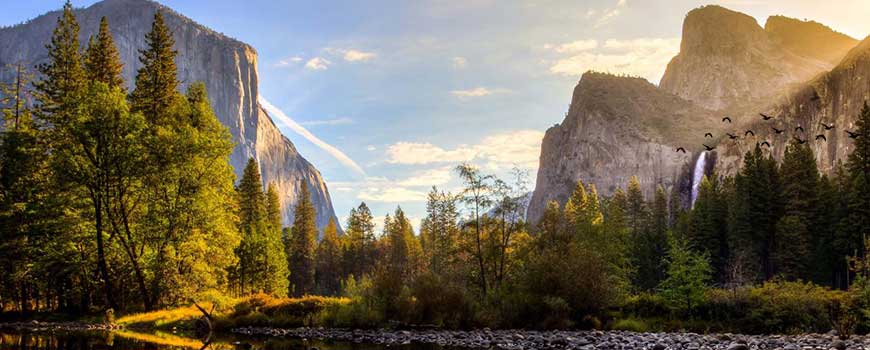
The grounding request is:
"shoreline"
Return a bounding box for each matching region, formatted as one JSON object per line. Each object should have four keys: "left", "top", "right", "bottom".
{"left": 232, "top": 326, "right": 859, "bottom": 350}
{"left": 0, "top": 322, "right": 862, "bottom": 350}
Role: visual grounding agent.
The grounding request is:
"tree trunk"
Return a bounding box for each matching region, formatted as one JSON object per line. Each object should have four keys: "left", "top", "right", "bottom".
{"left": 94, "top": 194, "right": 118, "bottom": 311}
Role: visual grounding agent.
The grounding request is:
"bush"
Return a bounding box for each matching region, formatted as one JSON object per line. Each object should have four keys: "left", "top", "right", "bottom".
{"left": 220, "top": 293, "right": 350, "bottom": 329}
{"left": 612, "top": 318, "right": 648, "bottom": 332}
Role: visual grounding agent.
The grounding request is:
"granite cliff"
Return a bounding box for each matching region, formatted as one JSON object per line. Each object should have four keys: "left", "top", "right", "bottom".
{"left": 0, "top": 0, "right": 339, "bottom": 230}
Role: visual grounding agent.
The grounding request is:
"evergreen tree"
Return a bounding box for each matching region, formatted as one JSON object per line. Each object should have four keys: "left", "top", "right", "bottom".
{"left": 84, "top": 17, "right": 124, "bottom": 89}
{"left": 420, "top": 187, "right": 460, "bottom": 276}
{"left": 845, "top": 103, "right": 870, "bottom": 280}
{"left": 316, "top": 218, "right": 342, "bottom": 295}
{"left": 688, "top": 175, "right": 729, "bottom": 281}
{"left": 131, "top": 10, "right": 178, "bottom": 123}
{"left": 774, "top": 139, "right": 819, "bottom": 279}
{"left": 659, "top": 234, "right": 712, "bottom": 315}
{"left": 289, "top": 181, "right": 317, "bottom": 296}
{"left": 633, "top": 185, "right": 669, "bottom": 290}
{"left": 343, "top": 202, "right": 376, "bottom": 279}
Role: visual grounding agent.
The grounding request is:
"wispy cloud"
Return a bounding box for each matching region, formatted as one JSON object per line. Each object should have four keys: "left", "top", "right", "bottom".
{"left": 342, "top": 49, "right": 377, "bottom": 62}
{"left": 275, "top": 56, "right": 303, "bottom": 67}
{"left": 547, "top": 37, "right": 680, "bottom": 82}
{"left": 450, "top": 87, "right": 510, "bottom": 99}
{"left": 385, "top": 129, "right": 544, "bottom": 170}
{"left": 594, "top": 0, "right": 628, "bottom": 28}
{"left": 452, "top": 56, "right": 468, "bottom": 69}
{"left": 299, "top": 117, "right": 354, "bottom": 126}
{"left": 549, "top": 39, "right": 598, "bottom": 53}
{"left": 304, "top": 57, "right": 331, "bottom": 70}
{"left": 258, "top": 96, "right": 366, "bottom": 176}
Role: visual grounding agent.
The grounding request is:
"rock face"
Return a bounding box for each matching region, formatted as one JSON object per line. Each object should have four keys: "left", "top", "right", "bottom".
{"left": 0, "top": 0, "right": 339, "bottom": 231}
{"left": 716, "top": 37, "right": 870, "bottom": 176}
{"left": 659, "top": 5, "right": 856, "bottom": 111}
{"left": 527, "top": 72, "right": 718, "bottom": 225}
{"left": 529, "top": 6, "right": 864, "bottom": 225}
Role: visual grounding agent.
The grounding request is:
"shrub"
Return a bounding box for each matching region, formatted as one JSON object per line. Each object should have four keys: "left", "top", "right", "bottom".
{"left": 221, "top": 293, "right": 350, "bottom": 329}
{"left": 612, "top": 318, "right": 648, "bottom": 332}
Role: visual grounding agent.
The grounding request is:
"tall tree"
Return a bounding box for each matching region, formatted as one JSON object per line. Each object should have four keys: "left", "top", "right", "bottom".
{"left": 688, "top": 175, "right": 729, "bottom": 281}
{"left": 289, "top": 181, "right": 317, "bottom": 296}
{"left": 420, "top": 187, "right": 460, "bottom": 276}
{"left": 34, "top": 2, "right": 119, "bottom": 311}
{"left": 316, "top": 218, "right": 342, "bottom": 296}
{"left": 456, "top": 163, "right": 493, "bottom": 297}
{"left": 774, "top": 139, "right": 819, "bottom": 279}
{"left": 83, "top": 17, "right": 124, "bottom": 89}
{"left": 343, "top": 202, "right": 376, "bottom": 279}
{"left": 131, "top": 10, "right": 178, "bottom": 124}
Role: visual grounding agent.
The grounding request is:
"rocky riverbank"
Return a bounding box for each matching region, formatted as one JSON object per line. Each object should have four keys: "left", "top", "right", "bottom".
{"left": 233, "top": 327, "right": 859, "bottom": 350}
{"left": 0, "top": 320, "right": 121, "bottom": 332}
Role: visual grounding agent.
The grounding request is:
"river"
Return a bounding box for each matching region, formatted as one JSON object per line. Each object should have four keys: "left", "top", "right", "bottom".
{"left": 0, "top": 330, "right": 446, "bottom": 350}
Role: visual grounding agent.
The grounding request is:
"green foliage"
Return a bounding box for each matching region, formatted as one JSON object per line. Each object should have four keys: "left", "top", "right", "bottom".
{"left": 659, "top": 233, "right": 712, "bottom": 314}
{"left": 611, "top": 318, "right": 649, "bottom": 332}
{"left": 289, "top": 181, "right": 317, "bottom": 297}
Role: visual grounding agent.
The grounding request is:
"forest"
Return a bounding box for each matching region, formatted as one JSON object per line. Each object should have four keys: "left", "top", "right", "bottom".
{"left": 2, "top": 2, "right": 870, "bottom": 335}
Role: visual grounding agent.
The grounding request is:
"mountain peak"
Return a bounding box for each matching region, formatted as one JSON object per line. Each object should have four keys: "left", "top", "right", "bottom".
{"left": 764, "top": 15, "right": 857, "bottom": 65}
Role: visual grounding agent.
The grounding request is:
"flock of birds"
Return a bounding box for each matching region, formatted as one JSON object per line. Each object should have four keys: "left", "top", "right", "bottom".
{"left": 675, "top": 113, "right": 864, "bottom": 154}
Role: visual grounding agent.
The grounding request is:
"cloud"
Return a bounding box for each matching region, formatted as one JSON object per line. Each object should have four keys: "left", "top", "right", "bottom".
{"left": 385, "top": 129, "right": 544, "bottom": 170}
{"left": 359, "top": 187, "right": 428, "bottom": 202}
{"left": 304, "top": 57, "right": 331, "bottom": 70}
{"left": 452, "top": 56, "right": 468, "bottom": 69}
{"left": 450, "top": 87, "right": 510, "bottom": 99}
{"left": 594, "top": 0, "right": 628, "bottom": 28}
{"left": 552, "top": 40, "right": 598, "bottom": 53}
{"left": 258, "top": 96, "right": 366, "bottom": 176}
{"left": 547, "top": 37, "right": 680, "bottom": 82}
{"left": 396, "top": 167, "right": 453, "bottom": 187}
{"left": 275, "top": 56, "right": 303, "bottom": 67}
{"left": 366, "top": 145, "right": 377, "bottom": 152}
{"left": 343, "top": 49, "right": 377, "bottom": 62}
{"left": 299, "top": 117, "right": 354, "bottom": 126}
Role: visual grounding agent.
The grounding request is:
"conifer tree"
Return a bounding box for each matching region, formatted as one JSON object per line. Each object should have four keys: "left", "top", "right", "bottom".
{"left": 688, "top": 175, "right": 729, "bottom": 281}
{"left": 316, "top": 218, "right": 342, "bottom": 295}
{"left": 84, "top": 17, "right": 124, "bottom": 89}
{"left": 774, "top": 139, "right": 819, "bottom": 279}
{"left": 845, "top": 103, "right": 870, "bottom": 273}
{"left": 131, "top": 10, "right": 178, "bottom": 123}
{"left": 343, "top": 202, "right": 376, "bottom": 279}
{"left": 289, "top": 181, "right": 317, "bottom": 296}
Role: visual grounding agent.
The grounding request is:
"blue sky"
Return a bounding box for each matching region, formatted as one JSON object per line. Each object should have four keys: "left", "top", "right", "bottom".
{"left": 4, "top": 0, "right": 870, "bottom": 231}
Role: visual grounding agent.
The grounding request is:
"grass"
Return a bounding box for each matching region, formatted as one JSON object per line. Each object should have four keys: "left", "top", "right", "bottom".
{"left": 113, "top": 293, "right": 351, "bottom": 331}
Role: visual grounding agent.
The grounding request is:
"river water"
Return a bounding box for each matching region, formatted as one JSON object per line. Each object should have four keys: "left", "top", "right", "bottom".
{"left": 0, "top": 330, "right": 444, "bottom": 350}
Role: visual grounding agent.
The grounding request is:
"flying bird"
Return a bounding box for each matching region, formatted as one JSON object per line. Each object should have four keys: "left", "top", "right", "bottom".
{"left": 703, "top": 144, "right": 716, "bottom": 151}
{"left": 704, "top": 132, "right": 713, "bottom": 138}
{"left": 760, "top": 141, "right": 771, "bottom": 147}
{"left": 745, "top": 130, "right": 755, "bottom": 137}
{"left": 676, "top": 147, "right": 686, "bottom": 153}
{"left": 815, "top": 134, "right": 827, "bottom": 142}
{"left": 846, "top": 130, "right": 862, "bottom": 139}
{"left": 722, "top": 117, "right": 732, "bottom": 123}
{"left": 821, "top": 123, "right": 835, "bottom": 130}
{"left": 726, "top": 133, "right": 739, "bottom": 139}
{"left": 772, "top": 127, "right": 785, "bottom": 134}
{"left": 793, "top": 136, "right": 807, "bottom": 144}
{"left": 760, "top": 113, "right": 773, "bottom": 120}
{"left": 795, "top": 126, "right": 805, "bottom": 133}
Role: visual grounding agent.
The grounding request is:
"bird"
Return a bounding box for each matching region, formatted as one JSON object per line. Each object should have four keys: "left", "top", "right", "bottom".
{"left": 821, "top": 123, "right": 835, "bottom": 130}
{"left": 793, "top": 136, "right": 807, "bottom": 144}
{"left": 760, "top": 113, "right": 773, "bottom": 120}
{"left": 815, "top": 134, "right": 827, "bottom": 142}
{"left": 772, "top": 127, "right": 785, "bottom": 134}
{"left": 676, "top": 147, "right": 686, "bottom": 153}
{"left": 760, "top": 141, "right": 771, "bottom": 147}
{"left": 703, "top": 144, "right": 716, "bottom": 151}
{"left": 722, "top": 117, "right": 732, "bottom": 123}
{"left": 704, "top": 132, "right": 713, "bottom": 138}
{"left": 846, "top": 130, "right": 862, "bottom": 139}
{"left": 726, "top": 133, "right": 739, "bottom": 140}
{"left": 795, "top": 126, "right": 805, "bottom": 133}
{"left": 744, "top": 130, "right": 755, "bottom": 137}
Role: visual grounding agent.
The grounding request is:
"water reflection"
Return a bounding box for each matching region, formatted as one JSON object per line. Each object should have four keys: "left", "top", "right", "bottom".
{"left": 0, "top": 331, "right": 446, "bottom": 350}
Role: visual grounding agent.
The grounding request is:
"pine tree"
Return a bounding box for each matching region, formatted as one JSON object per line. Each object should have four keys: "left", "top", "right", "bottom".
{"left": 659, "top": 233, "right": 712, "bottom": 315}
{"left": 131, "top": 10, "right": 178, "bottom": 123}
{"left": 289, "top": 181, "right": 317, "bottom": 296}
{"left": 420, "top": 187, "right": 460, "bottom": 276}
{"left": 625, "top": 176, "right": 647, "bottom": 235}
{"left": 688, "top": 175, "right": 729, "bottom": 281}
{"left": 84, "top": 17, "right": 124, "bottom": 89}
{"left": 634, "top": 185, "right": 669, "bottom": 290}
{"left": 35, "top": 0, "right": 85, "bottom": 118}
{"left": 343, "top": 202, "right": 376, "bottom": 279}
{"left": 845, "top": 103, "right": 870, "bottom": 278}
{"left": 316, "top": 218, "right": 342, "bottom": 295}
{"left": 774, "top": 139, "right": 819, "bottom": 279}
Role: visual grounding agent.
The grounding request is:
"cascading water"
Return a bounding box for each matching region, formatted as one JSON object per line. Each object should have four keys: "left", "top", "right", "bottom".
{"left": 691, "top": 151, "right": 707, "bottom": 207}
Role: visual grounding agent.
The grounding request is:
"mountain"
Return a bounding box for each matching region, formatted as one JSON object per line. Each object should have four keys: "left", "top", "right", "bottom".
{"left": 529, "top": 5, "right": 864, "bottom": 225}
{"left": 717, "top": 37, "right": 870, "bottom": 176}
{"left": 527, "top": 72, "right": 718, "bottom": 225}
{"left": 0, "top": 0, "right": 340, "bottom": 231}
{"left": 659, "top": 5, "right": 856, "bottom": 111}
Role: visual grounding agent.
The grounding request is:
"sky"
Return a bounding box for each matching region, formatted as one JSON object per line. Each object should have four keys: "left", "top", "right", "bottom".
{"left": 3, "top": 0, "right": 870, "bottom": 231}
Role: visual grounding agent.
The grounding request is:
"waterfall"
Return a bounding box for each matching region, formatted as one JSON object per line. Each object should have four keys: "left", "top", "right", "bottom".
{"left": 691, "top": 151, "right": 707, "bottom": 207}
